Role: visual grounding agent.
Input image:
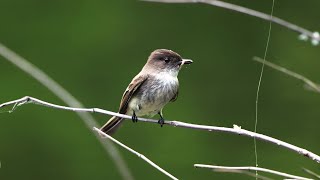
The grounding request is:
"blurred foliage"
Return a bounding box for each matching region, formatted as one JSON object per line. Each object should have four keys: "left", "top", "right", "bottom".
{"left": 0, "top": 0, "right": 320, "bottom": 179}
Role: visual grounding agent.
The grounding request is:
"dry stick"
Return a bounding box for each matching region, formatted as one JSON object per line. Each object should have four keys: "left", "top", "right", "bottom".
{"left": 0, "top": 43, "right": 134, "bottom": 180}
{"left": 93, "top": 128, "right": 179, "bottom": 180}
{"left": 1, "top": 96, "right": 320, "bottom": 164}
{"left": 194, "top": 164, "right": 313, "bottom": 180}
{"left": 253, "top": 56, "right": 320, "bottom": 93}
{"left": 142, "top": 0, "right": 319, "bottom": 41}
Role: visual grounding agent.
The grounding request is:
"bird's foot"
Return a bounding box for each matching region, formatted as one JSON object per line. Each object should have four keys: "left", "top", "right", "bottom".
{"left": 158, "top": 117, "right": 165, "bottom": 127}
{"left": 132, "top": 112, "right": 138, "bottom": 123}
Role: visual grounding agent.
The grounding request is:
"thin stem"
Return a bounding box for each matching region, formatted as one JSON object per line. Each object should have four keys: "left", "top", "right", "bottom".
{"left": 93, "top": 128, "right": 179, "bottom": 180}
{"left": 142, "top": 0, "right": 319, "bottom": 41}
{"left": 194, "top": 164, "right": 313, "bottom": 180}
{"left": 254, "top": 0, "right": 275, "bottom": 178}
{"left": 302, "top": 168, "right": 320, "bottom": 179}
{"left": 253, "top": 57, "right": 320, "bottom": 93}
{"left": 1, "top": 96, "right": 320, "bottom": 164}
{"left": 212, "top": 168, "right": 272, "bottom": 180}
{"left": 0, "top": 43, "right": 134, "bottom": 180}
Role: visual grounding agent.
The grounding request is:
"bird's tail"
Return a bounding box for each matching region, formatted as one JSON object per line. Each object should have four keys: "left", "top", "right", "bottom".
{"left": 100, "top": 116, "right": 123, "bottom": 135}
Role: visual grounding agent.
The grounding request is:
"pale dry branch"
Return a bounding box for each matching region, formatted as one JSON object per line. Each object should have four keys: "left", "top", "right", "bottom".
{"left": 194, "top": 164, "right": 313, "bottom": 180}
{"left": 1, "top": 96, "right": 320, "bottom": 164}
{"left": 93, "top": 128, "right": 179, "bottom": 180}
{"left": 253, "top": 56, "right": 320, "bottom": 93}
{"left": 142, "top": 0, "right": 319, "bottom": 43}
{"left": 0, "top": 43, "right": 134, "bottom": 180}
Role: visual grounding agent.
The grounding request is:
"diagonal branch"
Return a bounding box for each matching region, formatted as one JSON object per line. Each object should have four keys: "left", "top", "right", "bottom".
{"left": 253, "top": 56, "right": 320, "bottom": 93}
{"left": 93, "top": 128, "right": 178, "bottom": 180}
{"left": 1, "top": 96, "right": 320, "bottom": 164}
{"left": 142, "top": 0, "right": 319, "bottom": 43}
{"left": 0, "top": 43, "right": 134, "bottom": 180}
{"left": 303, "top": 168, "right": 320, "bottom": 179}
{"left": 194, "top": 164, "right": 313, "bottom": 180}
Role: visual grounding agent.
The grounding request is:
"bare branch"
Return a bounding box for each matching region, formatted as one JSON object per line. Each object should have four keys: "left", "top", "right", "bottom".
{"left": 142, "top": 0, "right": 319, "bottom": 43}
{"left": 1, "top": 96, "right": 320, "bottom": 164}
{"left": 0, "top": 43, "right": 134, "bottom": 180}
{"left": 194, "top": 164, "right": 313, "bottom": 180}
{"left": 93, "top": 128, "right": 179, "bottom": 180}
{"left": 253, "top": 56, "right": 320, "bottom": 93}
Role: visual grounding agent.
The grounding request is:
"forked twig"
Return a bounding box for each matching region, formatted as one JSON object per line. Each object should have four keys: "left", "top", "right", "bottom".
{"left": 1, "top": 96, "right": 320, "bottom": 164}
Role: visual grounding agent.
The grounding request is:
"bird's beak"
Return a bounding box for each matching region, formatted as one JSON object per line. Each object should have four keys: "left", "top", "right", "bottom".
{"left": 181, "top": 59, "right": 193, "bottom": 65}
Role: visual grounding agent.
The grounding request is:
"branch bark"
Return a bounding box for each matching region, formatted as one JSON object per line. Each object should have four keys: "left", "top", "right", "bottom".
{"left": 1, "top": 96, "right": 320, "bottom": 164}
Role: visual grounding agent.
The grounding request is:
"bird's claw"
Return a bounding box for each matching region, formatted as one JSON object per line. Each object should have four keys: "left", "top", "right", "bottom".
{"left": 132, "top": 112, "right": 138, "bottom": 123}
{"left": 158, "top": 117, "right": 164, "bottom": 127}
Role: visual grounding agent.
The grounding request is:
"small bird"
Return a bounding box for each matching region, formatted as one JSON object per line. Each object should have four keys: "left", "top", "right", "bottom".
{"left": 101, "top": 49, "right": 193, "bottom": 134}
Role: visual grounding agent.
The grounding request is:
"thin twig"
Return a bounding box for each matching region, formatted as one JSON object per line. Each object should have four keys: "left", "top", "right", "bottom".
{"left": 253, "top": 56, "right": 320, "bottom": 93}
{"left": 1, "top": 96, "right": 320, "bottom": 164}
{"left": 213, "top": 168, "right": 273, "bottom": 180}
{"left": 0, "top": 43, "right": 134, "bottom": 180}
{"left": 194, "top": 164, "right": 313, "bottom": 180}
{"left": 142, "top": 0, "right": 319, "bottom": 42}
{"left": 93, "top": 128, "right": 179, "bottom": 180}
{"left": 302, "top": 168, "right": 320, "bottom": 179}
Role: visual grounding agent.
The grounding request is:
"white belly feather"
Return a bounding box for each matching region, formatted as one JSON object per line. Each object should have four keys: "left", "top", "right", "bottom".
{"left": 128, "top": 72, "right": 178, "bottom": 117}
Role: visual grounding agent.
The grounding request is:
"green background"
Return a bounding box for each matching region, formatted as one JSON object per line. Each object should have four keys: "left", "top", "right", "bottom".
{"left": 0, "top": 0, "right": 319, "bottom": 179}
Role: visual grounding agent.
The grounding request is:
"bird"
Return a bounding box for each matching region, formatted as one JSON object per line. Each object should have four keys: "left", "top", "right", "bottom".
{"left": 100, "top": 49, "right": 193, "bottom": 134}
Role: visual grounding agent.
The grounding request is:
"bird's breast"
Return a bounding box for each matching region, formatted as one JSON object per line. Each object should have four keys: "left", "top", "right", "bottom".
{"left": 128, "top": 73, "right": 179, "bottom": 117}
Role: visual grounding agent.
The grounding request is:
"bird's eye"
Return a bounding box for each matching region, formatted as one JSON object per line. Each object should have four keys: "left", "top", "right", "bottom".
{"left": 164, "top": 57, "right": 170, "bottom": 63}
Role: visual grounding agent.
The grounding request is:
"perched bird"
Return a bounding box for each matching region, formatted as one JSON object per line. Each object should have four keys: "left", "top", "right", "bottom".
{"left": 101, "top": 49, "right": 193, "bottom": 134}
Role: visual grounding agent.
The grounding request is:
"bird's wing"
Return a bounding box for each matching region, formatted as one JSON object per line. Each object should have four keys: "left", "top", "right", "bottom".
{"left": 118, "top": 74, "right": 148, "bottom": 114}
